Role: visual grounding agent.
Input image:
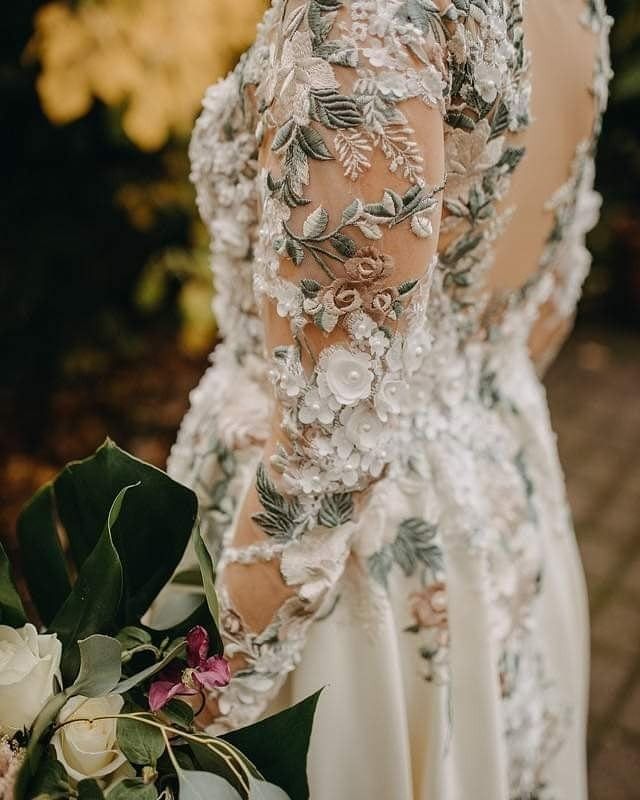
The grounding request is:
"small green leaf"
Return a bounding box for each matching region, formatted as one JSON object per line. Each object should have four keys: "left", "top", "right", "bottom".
{"left": 77, "top": 779, "right": 106, "bottom": 799}
{"left": 0, "top": 541, "right": 27, "bottom": 626}
{"left": 178, "top": 770, "right": 242, "bottom": 800}
{"left": 117, "top": 626, "right": 152, "bottom": 649}
{"left": 28, "top": 748, "right": 72, "bottom": 799}
{"left": 117, "top": 716, "right": 165, "bottom": 766}
{"left": 107, "top": 778, "right": 158, "bottom": 799}
{"left": 69, "top": 635, "right": 123, "bottom": 697}
{"left": 163, "top": 698, "right": 194, "bottom": 728}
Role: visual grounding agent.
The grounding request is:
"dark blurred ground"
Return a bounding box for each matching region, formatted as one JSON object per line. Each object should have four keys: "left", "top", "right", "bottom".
{"left": 546, "top": 325, "right": 640, "bottom": 800}
{"left": 0, "top": 322, "right": 637, "bottom": 798}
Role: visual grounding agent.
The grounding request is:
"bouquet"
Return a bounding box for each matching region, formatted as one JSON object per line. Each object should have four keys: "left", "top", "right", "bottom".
{"left": 0, "top": 441, "right": 319, "bottom": 799}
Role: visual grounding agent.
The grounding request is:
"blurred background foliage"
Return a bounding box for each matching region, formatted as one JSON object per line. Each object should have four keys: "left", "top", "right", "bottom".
{"left": 0, "top": 0, "right": 638, "bottom": 483}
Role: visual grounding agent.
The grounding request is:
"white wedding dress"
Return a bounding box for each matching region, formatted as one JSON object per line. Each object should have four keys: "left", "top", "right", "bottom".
{"left": 167, "top": 0, "right": 612, "bottom": 797}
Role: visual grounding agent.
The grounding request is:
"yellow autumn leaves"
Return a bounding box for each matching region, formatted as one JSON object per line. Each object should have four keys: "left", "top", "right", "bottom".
{"left": 28, "top": 0, "right": 265, "bottom": 150}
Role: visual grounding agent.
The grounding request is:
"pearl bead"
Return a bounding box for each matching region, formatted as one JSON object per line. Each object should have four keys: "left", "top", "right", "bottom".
{"left": 362, "top": 423, "right": 371, "bottom": 432}
{"left": 431, "top": 590, "right": 446, "bottom": 612}
{"left": 312, "top": 402, "right": 320, "bottom": 411}
{"left": 415, "top": 346, "right": 423, "bottom": 356}
{"left": 389, "top": 385, "right": 397, "bottom": 394}
{"left": 348, "top": 369, "right": 360, "bottom": 382}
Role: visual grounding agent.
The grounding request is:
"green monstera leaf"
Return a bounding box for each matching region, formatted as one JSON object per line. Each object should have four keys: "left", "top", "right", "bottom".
{"left": 17, "top": 439, "right": 198, "bottom": 631}
{"left": 0, "top": 541, "right": 26, "bottom": 626}
{"left": 222, "top": 691, "right": 322, "bottom": 800}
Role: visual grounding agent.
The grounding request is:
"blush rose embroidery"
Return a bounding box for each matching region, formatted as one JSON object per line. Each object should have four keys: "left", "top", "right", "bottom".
{"left": 409, "top": 582, "right": 448, "bottom": 632}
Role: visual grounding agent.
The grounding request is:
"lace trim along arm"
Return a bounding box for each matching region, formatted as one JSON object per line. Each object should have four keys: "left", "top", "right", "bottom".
{"left": 208, "top": 0, "right": 451, "bottom": 732}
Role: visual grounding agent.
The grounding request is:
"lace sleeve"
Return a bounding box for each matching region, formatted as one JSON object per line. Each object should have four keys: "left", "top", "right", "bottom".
{"left": 208, "top": 0, "right": 451, "bottom": 732}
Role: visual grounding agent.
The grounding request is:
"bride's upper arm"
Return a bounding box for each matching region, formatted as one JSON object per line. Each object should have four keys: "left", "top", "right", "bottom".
{"left": 253, "top": 0, "right": 449, "bottom": 498}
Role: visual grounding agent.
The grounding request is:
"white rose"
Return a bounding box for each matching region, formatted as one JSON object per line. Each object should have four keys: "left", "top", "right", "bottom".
{"left": 52, "top": 695, "right": 126, "bottom": 782}
{"left": 0, "top": 624, "right": 62, "bottom": 736}
{"left": 320, "top": 348, "right": 374, "bottom": 405}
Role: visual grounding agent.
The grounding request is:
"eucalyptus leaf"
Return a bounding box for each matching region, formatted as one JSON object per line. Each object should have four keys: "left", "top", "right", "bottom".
{"left": 178, "top": 769, "right": 243, "bottom": 800}
{"left": 106, "top": 778, "right": 158, "bottom": 800}
{"left": 248, "top": 776, "right": 291, "bottom": 799}
{"left": 189, "top": 738, "right": 261, "bottom": 798}
{"left": 117, "top": 715, "right": 165, "bottom": 766}
{"left": 0, "top": 541, "right": 26, "bottom": 626}
{"left": 69, "top": 635, "right": 123, "bottom": 697}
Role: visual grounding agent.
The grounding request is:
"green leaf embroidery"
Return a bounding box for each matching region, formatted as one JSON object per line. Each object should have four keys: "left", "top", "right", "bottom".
{"left": 285, "top": 238, "right": 305, "bottom": 265}
{"left": 398, "top": 279, "right": 418, "bottom": 295}
{"left": 272, "top": 118, "right": 296, "bottom": 152}
{"left": 318, "top": 492, "right": 354, "bottom": 527}
{"left": 340, "top": 198, "right": 362, "bottom": 225}
{"left": 329, "top": 233, "right": 357, "bottom": 257}
{"left": 300, "top": 278, "right": 322, "bottom": 297}
{"left": 302, "top": 206, "right": 329, "bottom": 238}
{"left": 297, "top": 125, "right": 333, "bottom": 160}
{"left": 310, "top": 89, "right": 361, "bottom": 129}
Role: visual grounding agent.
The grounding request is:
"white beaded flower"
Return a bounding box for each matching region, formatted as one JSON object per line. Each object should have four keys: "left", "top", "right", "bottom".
{"left": 318, "top": 348, "right": 374, "bottom": 406}
{"left": 341, "top": 404, "right": 385, "bottom": 450}
{"left": 298, "top": 388, "right": 336, "bottom": 425}
{"left": 374, "top": 375, "right": 411, "bottom": 421}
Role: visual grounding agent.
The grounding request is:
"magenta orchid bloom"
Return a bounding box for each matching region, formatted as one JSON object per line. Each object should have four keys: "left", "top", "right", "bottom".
{"left": 148, "top": 626, "right": 230, "bottom": 712}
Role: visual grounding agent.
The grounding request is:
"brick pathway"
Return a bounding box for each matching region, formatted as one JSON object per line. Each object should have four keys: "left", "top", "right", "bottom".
{"left": 546, "top": 326, "right": 640, "bottom": 800}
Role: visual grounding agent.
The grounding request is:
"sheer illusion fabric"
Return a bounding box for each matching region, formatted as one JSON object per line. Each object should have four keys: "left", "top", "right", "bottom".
{"left": 167, "top": 0, "right": 612, "bottom": 797}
